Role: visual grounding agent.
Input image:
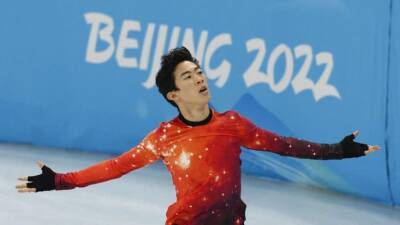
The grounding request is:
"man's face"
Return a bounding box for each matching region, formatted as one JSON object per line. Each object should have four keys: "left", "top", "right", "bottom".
{"left": 168, "top": 61, "right": 211, "bottom": 107}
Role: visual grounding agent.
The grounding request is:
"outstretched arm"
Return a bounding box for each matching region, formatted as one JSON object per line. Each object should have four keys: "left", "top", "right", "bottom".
{"left": 237, "top": 113, "right": 380, "bottom": 160}
{"left": 16, "top": 130, "right": 161, "bottom": 192}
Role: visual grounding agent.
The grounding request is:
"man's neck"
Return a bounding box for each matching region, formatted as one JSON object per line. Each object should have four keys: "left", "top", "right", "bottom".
{"left": 178, "top": 104, "right": 210, "bottom": 123}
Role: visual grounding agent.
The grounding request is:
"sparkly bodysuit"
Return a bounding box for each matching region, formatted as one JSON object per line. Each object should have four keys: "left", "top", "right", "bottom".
{"left": 55, "top": 110, "right": 344, "bottom": 225}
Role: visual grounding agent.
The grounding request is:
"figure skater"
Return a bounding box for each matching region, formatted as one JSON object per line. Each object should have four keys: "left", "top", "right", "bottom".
{"left": 16, "top": 47, "right": 380, "bottom": 225}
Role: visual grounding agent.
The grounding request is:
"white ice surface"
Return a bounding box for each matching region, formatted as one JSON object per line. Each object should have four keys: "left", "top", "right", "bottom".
{"left": 1, "top": 143, "right": 399, "bottom": 225}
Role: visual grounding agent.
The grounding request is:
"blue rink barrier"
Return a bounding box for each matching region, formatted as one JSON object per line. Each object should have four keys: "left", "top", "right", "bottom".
{"left": 0, "top": 1, "right": 398, "bottom": 206}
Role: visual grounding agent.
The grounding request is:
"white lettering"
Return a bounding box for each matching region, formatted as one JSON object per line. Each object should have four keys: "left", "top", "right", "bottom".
{"left": 116, "top": 20, "right": 141, "bottom": 68}
{"left": 139, "top": 23, "right": 155, "bottom": 70}
{"left": 266, "top": 44, "right": 293, "bottom": 93}
{"left": 204, "top": 34, "right": 232, "bottom": 87}
{"left": 84, "top": 12, "right": 115, "bottom": 64}
{"left": 143, "top": 24, "right": 168, "bottom": 89}
{"left": 182, "top": 28, "right": 208, "bottom": 65}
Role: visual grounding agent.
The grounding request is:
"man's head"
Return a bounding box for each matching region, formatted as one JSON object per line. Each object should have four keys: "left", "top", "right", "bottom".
{"left": 156, "top": 47, "right": 210, "bottom": 110}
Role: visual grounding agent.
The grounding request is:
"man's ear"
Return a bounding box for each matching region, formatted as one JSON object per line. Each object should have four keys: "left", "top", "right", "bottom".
{"left": 167, "top": 91, "right": 178, "bottom": 102}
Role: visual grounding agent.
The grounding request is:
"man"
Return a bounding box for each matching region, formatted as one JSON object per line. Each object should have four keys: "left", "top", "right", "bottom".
{"left": 16, "top": 47, "right": 380, "bottom": 225}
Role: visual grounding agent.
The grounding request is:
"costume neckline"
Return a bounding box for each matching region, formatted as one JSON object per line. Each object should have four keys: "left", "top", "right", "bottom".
{"left": 178, "top": 108, "right": 213, "bottom": 126}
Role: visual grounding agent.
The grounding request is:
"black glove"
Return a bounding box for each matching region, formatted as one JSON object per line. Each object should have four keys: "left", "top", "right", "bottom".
{"left": 337, "top": 133, "right": 368, "bottom": 158}
{"left": 27, "top": 165, "right": 56, "bottom": 192}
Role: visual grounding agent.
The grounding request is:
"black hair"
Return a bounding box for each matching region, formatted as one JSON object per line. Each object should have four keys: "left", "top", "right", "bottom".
{"left": 155, "top": 46, "right": 199, "bottom": 108}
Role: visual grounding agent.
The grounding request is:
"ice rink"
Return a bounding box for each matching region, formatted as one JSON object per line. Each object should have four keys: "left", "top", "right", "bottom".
{"left": 1, "top": 143, "right": 399, "bottom": 225}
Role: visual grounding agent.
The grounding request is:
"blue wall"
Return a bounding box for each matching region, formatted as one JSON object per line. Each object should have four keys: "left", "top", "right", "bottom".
{"left": 0, "top": 1, "right": 398, "bottom": 206}
{"left": 388, "top": 0, "right": 400, "bottom": 207}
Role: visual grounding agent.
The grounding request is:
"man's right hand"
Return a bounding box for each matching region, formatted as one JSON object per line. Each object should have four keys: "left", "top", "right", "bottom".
{"left": 16, "top": 161, "right": 56, "bottom": 193}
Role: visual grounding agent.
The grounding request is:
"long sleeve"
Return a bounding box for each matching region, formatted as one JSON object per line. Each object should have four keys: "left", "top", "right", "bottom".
{"left": 55, "top": 129, "right": 162, "bottom": 190}
{"left": 236, "top": 113, "right": 344, "bottom": 160}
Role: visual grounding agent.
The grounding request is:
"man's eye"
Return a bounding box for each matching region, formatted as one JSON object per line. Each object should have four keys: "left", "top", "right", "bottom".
{"left": 198, "top": 71, "right": 203, "bottom": 74}
{"left": 184, "top": 76, "right": 191, "bottom": 80}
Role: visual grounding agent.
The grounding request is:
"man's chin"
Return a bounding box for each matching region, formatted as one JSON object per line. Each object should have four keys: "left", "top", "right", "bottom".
{"left": 204, "top": 95, "right": 211, "bottom": 103}
{"left": 204, "top": 92, "right": 211, "bottom": 100}
{"left": 197, "top": 98, "right": 211, "bottom": 106}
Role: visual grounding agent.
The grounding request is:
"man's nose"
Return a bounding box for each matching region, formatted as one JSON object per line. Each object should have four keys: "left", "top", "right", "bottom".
{"left": 195, "top": 74, "right": 204, "bottom": 85}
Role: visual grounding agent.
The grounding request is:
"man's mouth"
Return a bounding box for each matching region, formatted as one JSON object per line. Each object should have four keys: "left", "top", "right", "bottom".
{"left": 199, "top": 87, "right": 208, "bottom": 93}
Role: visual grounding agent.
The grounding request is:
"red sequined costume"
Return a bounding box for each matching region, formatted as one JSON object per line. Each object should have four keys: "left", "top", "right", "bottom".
{"left": 55, "top": 110, "right": 343, "bottom": 225}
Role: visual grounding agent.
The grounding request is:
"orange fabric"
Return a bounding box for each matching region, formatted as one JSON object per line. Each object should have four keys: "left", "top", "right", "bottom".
{"left": 57, "top": 110, "right": 341, "bottom": 225}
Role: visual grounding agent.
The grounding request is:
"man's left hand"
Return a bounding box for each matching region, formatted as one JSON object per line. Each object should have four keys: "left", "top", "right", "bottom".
{"left": 340, "top": 130, "right": 380, "bottom": 157}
